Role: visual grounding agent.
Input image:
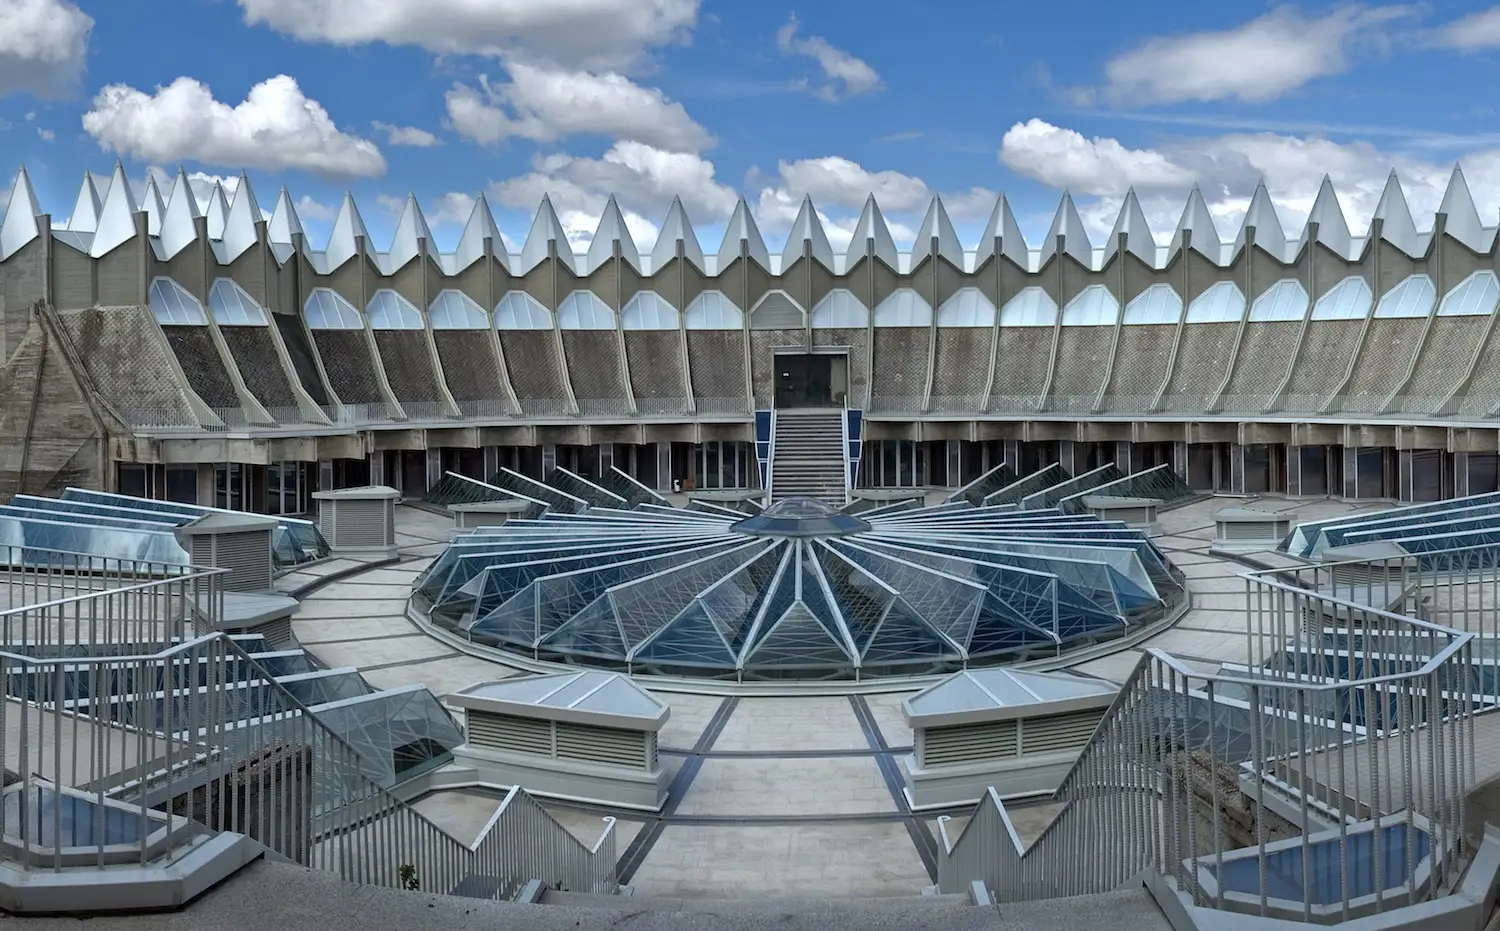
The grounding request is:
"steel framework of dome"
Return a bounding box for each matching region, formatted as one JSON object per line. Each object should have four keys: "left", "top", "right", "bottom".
{"left": 413, "top": 493, "right": 1188, "bottom": 681}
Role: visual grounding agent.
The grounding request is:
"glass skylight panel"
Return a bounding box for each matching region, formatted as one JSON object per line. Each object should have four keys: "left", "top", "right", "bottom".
{"left": 1374, "top": 275, "right": 1437, "bottom": 319}
{"left": 557, "top": 290, "right": 615, "bottom": 330}
{"left": 148, "top": 277, "right": 207, "bottom": 326}
{"left": 1247, "top": 279, "right": 1309, "bottom": 322}
{"left": 1438, "top": 272, "right": 1500, "bottom": 317}
{"left": 428, "top": 290, "right": 489, "bottom": 329}
{"left": 1122, "top": 284, "right": 1183, "bottom": 325}
{"left": 873, "top": 289, "right": 932, "bottom": 327}
{"left": 684, "top": 291, "right": 743, "bottom": 330}
{"left": 812, "top": 290, "right": 869, "bottom": 328}
{"left": 937, "top": 289, "right": 995, "bottom": 327}
{"left": 1184, "top": 281, "right": 1246, "bottom": 323}
{"left": 304, "top": 288, "right": 364, "bottom": 329}
{"left": 207, "top": 278, "right": 268, "bottom": 326}
{"left": 366, "top": 290, "right": 425, "bottom": 330}
{"left": 1309, "top": 276, "right": 1373, "bottom": 320}
{"left": 1060, "top": 285, "right": 1118, "bottom": 326}
{"left": 621, "top": 291, "right": 678, "bottom": 330}
{"left": 494, "top": 291, "right": 553, "bottom": 330}
{"left": 999, "top": 288, "right": 1057, "bottom": 327}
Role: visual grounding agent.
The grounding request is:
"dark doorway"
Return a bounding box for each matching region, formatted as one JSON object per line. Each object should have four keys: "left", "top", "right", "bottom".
{"left": 774, "top": 354, "right": 836, "bottom": 408}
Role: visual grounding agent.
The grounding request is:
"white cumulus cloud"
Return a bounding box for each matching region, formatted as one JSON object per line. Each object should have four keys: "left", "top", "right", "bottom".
{"left": 372, "top": 121, "right": 441, "bottom": 147}
{"left": 776, "top": 15, "right": 882, "bottom": 101}
{"left": 82, "top": 75, "right": 387, "bottom": 179}
{"left": 0, "top": 0, "right": 92, "bottom": 98}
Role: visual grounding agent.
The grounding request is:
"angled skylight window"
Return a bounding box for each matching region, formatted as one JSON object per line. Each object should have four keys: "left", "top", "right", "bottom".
{"left": 1247, "top": 280, "right": 1309, "bottom": 322}
{"left": 305, "top": 288, "right": 364, "bottom": 330}
{"left": 873, "top": 289, "right": 932, "bottom": 327}
{"left": 428, "top": 290, "right": 489, "bottom": 329}
{"left": 148, "top": 277, "right": 207, "bottom": 325}
{"left": 622, "top": 291, "right": 678, "bottom": 330}
{"left": 936, "top": 289, "right": 995, "bottom": 328}
{"left": 749, "top": 291, "right": 805, "bottom": 329}
{"left": 495, "top": 292, "right": 552, "bottom": 330}
{"left": 1184, "top": 282, "right": 1246, "bottom": 323}
{"left": 207, "top": 278, "right": 268, "bottom": 326}
{"left": 1060, "top": 285, "right": 1118, "bottom": 326}
{"left": 812, "top": 290, "right": 869, "bottom": 328}
{"left": 1437, "top": 272, "right": 1499, "bottom": 318}
{"left": 684, "top": 291, "right": 743, "bottom": 330}
{"left": 999, "top": 288, "right": 1057, "bottom": 327}
{"left": 366, "top": 290, "right": 425, "bottom": 330}
{"left": 1373, "top": 275, "right": 1436, "bottom": 319}
{"left": 557, "top": 290, "right": 616, "bottom": 330}
{"left": 1122, "top": 284, "right": 1182, "bottom": 325}
{"left": 1309, "top": 276, "right": 1373, "bottom": 320}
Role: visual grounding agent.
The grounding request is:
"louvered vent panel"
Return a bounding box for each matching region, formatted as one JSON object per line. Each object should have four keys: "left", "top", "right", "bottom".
{"left": 751, "top": 293, "right": 804, "bottom": 330}
{"left": 256, "top": 616, "right": 293, "bottom": 647}
{"left": 556, "top": 721, "right": 646, "bottom": 769}
{"left": 216, "top": 530, "right": 273, "bottom": 591}
{"left": 1223, "top": 521, "right": 1284, "bottom": 543}
{"left": 922, "top": 720, "right": 1019, "bottom": 767}
{"left": 336, "top": 500, "right": 388, "bottom": 548}
{"left": 467, "top": 711, "right": 552, "bottom": 757}
{"left": 1020, "top": 709, "right": 1105, "bottom": 755}
{"left": 191, "top": 536, "right": 213, "bottom": 566}
{"left": 647, "top": 731, "right": 659, "bottom": 770}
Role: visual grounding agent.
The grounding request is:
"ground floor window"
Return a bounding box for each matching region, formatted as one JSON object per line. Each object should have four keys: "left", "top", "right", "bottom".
{"left": 693, "top": 441, "right": 752, "bottom": 490}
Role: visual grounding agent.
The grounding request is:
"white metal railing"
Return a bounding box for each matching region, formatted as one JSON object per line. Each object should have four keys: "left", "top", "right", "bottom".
{"left": 937, "top": 561, "right": 1478, "bottom": 923}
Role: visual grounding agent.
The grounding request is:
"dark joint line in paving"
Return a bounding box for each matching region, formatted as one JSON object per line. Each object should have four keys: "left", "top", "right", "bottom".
{"left": 850, "top": 695, "right": 939, "bottom": 882}
{"left": 657, "top": 746, "right": 915, "bottom": 759}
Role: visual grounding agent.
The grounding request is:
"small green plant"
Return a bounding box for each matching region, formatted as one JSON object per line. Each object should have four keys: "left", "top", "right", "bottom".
{"left": 397, "top": 863, "right": 420, "bottom": 891}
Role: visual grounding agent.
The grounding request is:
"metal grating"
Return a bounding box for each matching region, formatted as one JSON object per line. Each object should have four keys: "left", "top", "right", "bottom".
{"left": 216, "top": 529, "right": 273, "bottom": 591}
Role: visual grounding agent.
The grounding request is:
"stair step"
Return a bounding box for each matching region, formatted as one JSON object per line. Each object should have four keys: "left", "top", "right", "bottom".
{"left": 538, "top": 890, "right": 976, "bottom": 911}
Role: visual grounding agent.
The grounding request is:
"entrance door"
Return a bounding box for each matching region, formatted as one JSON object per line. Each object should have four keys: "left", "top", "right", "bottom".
{"left": 774, "top": 354, "right": 836, "bottom": 408}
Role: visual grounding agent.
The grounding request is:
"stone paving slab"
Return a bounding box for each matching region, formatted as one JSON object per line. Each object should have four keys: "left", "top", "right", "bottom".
{"left": 713, "top": 697, "right": 869, "bottom": 752}
{"left": 311, "top": 635, "right": 453, "bottom": 669}
{"left": 674, "top": 756, "right": 895, "bottom": 817}
{"left": 293, "top": 598, "right": 412, "bottom": 618}
{"left": 360, "top": 654, "right": 517, "bottom": 696}
{"left": 650, "top": 691, "right": 725, "bottom": 750}
{"left": 544, "top": 805, "right": 645, "bottom": 853}
{"left": 862, "top": 691, "right": 918, "bottom": 748}
{"left": 292, "top": 614, "right": 419, "bottom": 644}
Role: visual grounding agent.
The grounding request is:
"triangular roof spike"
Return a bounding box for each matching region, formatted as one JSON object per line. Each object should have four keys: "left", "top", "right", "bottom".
{"left": 975, "top": 194, "right": 1029, "bottom": 268}
{"left": 219, "top": 172, "right": 262, "bottom": 262}
{"left": 0, "top": 166, "right": 43, "bottom": 261}
{"left": 585, "top": 196, "right": 641, "bottom": 273}
{"left": 64, "top": 171, "right": 102, "bottom": 234}
{"left": 844, "top": 195, "right": 899, "bottom": 269}
{"left": 1440, "top": 164, "right": 1489, "bottom": 252}
{"left": 1167, "top": 184, "right": 1221, "bottom": 260}
{"left": 1371, "top": 170, "right": 1419, "bottom": 257}
{"left": 1104, "top": 189, "right": 1157, "bottom": 267}
{"left": 267, "top": 186, "right": 303, "bottom": 245}
{"left": 453, "top": 193, "right": 500, "bottom": 271}
{"left": 141, "top": 176, "right": 167, "bottom": 238}
{"left": 1233, "top": 180, "right": 1287, "bottom": 259}
{"left": 158, "top": 169, "right": 202, "bottom": 260}
{"left": 323, "top": 190, "right": 368, "bottom": 270}
{"left": 780, "top": 195, "right": 836, "bottom": 270}
{"left": 518, "top": 194, "right": 576, "bottom": 274}
{"left": 649, "top": 196, "right": 705, "bottom": 271}
{"left": 1300, "top": 175, "right": 1353, "bottom": 258}
{"left": 910, "top": 195, "right": 964, "bottom": 268}
{"left": 387, "top": 193, "right": 434, "bottom": 268}
{"left": 205, "top": 183, "right": 231, "bottom": 241}
{"left": 90, "top": 162, "right": 140, "bottom": 258}
{"left": 716, "top": 197, "right": 771, "bottom": 270}
{"left": 1039, "top": 191, "right": 1093, "bottom": 268}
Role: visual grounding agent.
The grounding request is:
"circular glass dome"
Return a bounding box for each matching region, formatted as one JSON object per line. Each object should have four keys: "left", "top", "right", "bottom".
{"left": 413, "top": 494, "right": 1185, "bottom": 681}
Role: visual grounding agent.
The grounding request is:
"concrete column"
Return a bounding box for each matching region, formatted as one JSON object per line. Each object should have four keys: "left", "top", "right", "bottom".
{"left": 483, "top": 445, "right": 500, "bottom": 479}
{"left": 318, "top": 459, "right": 334, "bottom": 493}
{"left": 196, "top": 464, "right": 216, "bottom": 507}
{"left": 1058, "top": 441, "right": 1078, "bottom": 475}
{"left": 655, "top": 441, "right": 672, "bottom": 491}
{"left": 1341, "top": 446, "right": 1359, "bottom": 498}
{"left": 1454, "top": 451, "right": 1470, "bottom": 499}
{"left": 1114, "top": 441, "right": 1133, "bottom": 474}
{"left": 945, "top": 440, "right": 961, "bottom": 488}
{"left": 598, "top": 443, "right": 615, "bottom": 473}
{"left": 541, "top": 444, "right": 557, "bottom": 479}
{"left": 1003, "top": 440, "right": 1020, "bottom": 468}
{"left": 1228, "top": 444, "right": 1247, "bottom": 494}
{"left": 425, "top": 447, "right": 442, "bottom": 492}
{"left": 1398, "top": 450, "right": 1414, "bottom": 502}
{"left": 1172, "top": 441, "right": 1188, "bottom": 480}
{"left": 369, "top": 452, "right": 386, "bottom": 487}
{"left": 1287, "top": 446, "right": 1303, "bottom": 497}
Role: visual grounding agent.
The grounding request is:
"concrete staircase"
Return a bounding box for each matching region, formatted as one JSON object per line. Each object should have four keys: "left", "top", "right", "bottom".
{"left": 770, "top": 409, "right": 848, "bottom": 505}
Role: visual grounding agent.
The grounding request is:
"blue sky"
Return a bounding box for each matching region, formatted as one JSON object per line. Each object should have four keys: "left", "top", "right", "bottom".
{"left": 4, "top": 0, "right": 1500, "bottom": 254}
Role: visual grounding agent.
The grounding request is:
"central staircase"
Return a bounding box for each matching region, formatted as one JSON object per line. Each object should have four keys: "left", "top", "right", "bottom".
{"left": 770, "top": 409, "right": 847, "bottom": 505}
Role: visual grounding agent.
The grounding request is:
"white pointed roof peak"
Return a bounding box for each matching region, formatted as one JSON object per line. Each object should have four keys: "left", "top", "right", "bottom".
{"left": 1168, "top": 183, "right": 1221, "bottom": 260}
{"left": 716, "top": 197, "right": 771, "bottom": 270}
{"left": 1105, "top": 189, "right": 1157, "bottom": 267}
{"left": 518, "top": 194, "right": 576, "bottom": 274}
{"left": 64, "top": 171, "right": 102, "bottom": 235}
{"left": 267, "top": 186, "right": 304, "bottom": 245}
{"left": 453, "top": 193, "right": 500, "bottom": 272}
{"left": 205, "top": 183, "right": 231, "bottom": 241}
{"left": 387, "top": 192, "right": 434, "bottom": 269}
{"left": 323, "top": 190, "right": 368, "bottom": 271}
{"left": 650, "top": 196, "right": 705, "bottom": 272}
{"left": 975, "top": 194, "right": 1029, "bottom": 268}
{"left": 1040, "top": 191, "right": 1092, "bottom": 268}
{"left": 781, "top": 195, "right": 836, "bottom": 270}
{"left": 90, "top": 162, "right": 140, "bottom": 258}
{"left": 1301, "top": 175, "right": 1353, "bottom": 258}
{"left": 586, "top": 195, "right": 642, "bottom": 273}
{"left": 219, "top": 172, "right": 262, "bottom": 262}
{"left": 158, "top": 169, "right": 201, "bottom": 260}
{"left": 0, "top": 166, "right": 43, "bottom": 260}
{"left": 141, "top": 176, "right": 167, "bottom": 238}
{"left": 1440, "top": 163, "right": 1489, "bottom": 252}
{"left": 911, "top": 195, "right": 964, "bottom": 268}
{"left": 845, "top": 195, "right": 899, "bottom": 269}
{"left": 1371, "top": 170, "right": 1419, "bottom": 256}
{"left": 1234, "top": 181, "right": 1288, "bottom": 259}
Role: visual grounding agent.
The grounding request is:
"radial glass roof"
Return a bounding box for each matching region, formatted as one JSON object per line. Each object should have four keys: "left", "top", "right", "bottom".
{"left": 414, "top": 486, "right": 1188, "bottom": 681}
